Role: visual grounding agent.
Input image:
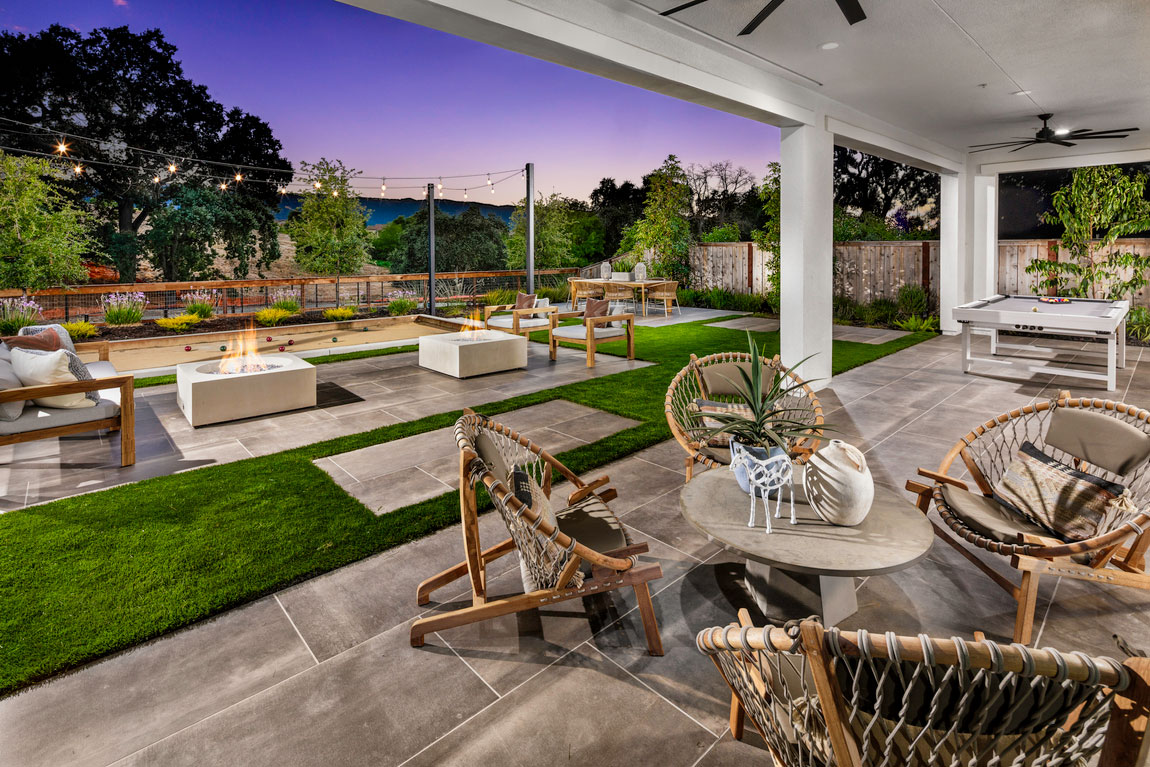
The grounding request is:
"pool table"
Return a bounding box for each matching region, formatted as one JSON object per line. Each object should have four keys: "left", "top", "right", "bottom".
{"left": 952, "top": 294, "right": 1129, "bottom": 391}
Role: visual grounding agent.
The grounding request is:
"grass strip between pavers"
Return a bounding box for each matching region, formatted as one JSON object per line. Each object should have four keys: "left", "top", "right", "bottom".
{"left": 0, "top": 317, "right": 934, "bottom": 695}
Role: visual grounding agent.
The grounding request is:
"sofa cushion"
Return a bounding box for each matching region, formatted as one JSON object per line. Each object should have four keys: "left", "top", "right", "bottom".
{"left": 552, "top": 324, "right": 626, "bottom": 341}
{"left": 19, "top": 324, "right": 75, "bottom": 354}
{"left": 3, "top": 328, "right": 62, "bottom": 352}
{"left": 85, "top": 361, "right": 123, "bottom": 406}
{"left": 0, "top": 357, "right": 26, "bottom": 422}
{"left": 1045, "top": 406, "right": 1150, "bottom": 476}
{"left": 701, "top": 361, "right": 773, "bottom": 398}
{"left": 0, "top": 342, "right": 9, "bottom": 363}
{"left": 488, "top": 315, "right": 550, "bottom": 330}
{"left": 0, "top": 398, "right": 120, "bottom": 436}
{"left": 941, "top": 483, "right": 1054, "bottom": 544}
{"left": 11, "top": 348, "right": 99, "bottom": 408}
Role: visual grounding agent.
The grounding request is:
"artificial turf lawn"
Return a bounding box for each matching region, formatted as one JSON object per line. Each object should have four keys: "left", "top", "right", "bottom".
{"left": 132, "top": 344, "right": 420, "bottom": 388}
{"left": 0, "top": 318, "right": 935, "bottom": 694}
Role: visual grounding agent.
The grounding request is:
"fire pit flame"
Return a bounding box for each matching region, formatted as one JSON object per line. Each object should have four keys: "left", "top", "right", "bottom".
{"left": 461, "top": 307, "right": 485, "bottom": 340}
{"left": 217, "top": 325, "right": 273, "bottom": 375}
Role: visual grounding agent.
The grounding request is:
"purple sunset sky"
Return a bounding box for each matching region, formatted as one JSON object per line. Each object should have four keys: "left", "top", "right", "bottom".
{"left": 2, "top": 0, "right": 781, "bottom": 204}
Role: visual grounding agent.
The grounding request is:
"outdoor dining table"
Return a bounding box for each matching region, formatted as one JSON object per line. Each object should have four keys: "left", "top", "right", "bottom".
{"left": 569, "top": 278, "right": 670, "bottom": 316}
{"left": 679, "top": 469, "right": 934, "bottom": 625}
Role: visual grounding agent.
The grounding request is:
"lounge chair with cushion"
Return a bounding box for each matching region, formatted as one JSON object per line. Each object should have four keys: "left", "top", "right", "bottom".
{"left": 548, "top": 298, "right": 635, "bottom": 368}
{"left": 906, "top": 390, "right": 1150, "bottom": 644}
{"left": 699, "top": 611, "right": 1149, "bottom": 767}
{"left": 0, "top": 326, "right": 135, "bottom": 466}
{"left": 484, "top": 292, "right": 557, "bottom": 338}
{"left": 411, "top": 410, "right": 664, "bottom": 653}
{"left": 665, "top": 352, "right": 824, "bottom": 480}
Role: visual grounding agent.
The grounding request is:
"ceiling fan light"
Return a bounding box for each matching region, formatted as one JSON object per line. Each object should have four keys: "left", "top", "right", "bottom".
{"left": 1012, "top": 90, "right": 1031, "bottom": 96}
{"left": 1054, "top": 128, "right": 1070, "bottom": 136}
{"left": 819, "top": 41, "right": 839, "bottom": 50}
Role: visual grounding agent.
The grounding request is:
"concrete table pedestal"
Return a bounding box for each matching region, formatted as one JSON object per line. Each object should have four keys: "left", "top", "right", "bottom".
{"left": 680, "top": 469, "right": 933, "bottom": 625}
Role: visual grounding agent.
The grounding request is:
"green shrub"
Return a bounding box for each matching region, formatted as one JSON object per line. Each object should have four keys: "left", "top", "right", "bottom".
{"left": 896, "top": 284, "right": 929, "bottom": 318}
{"left": 699, "top": 222, "right": 741, "bottom": 243}
{"left": 833, "top": 295, "right": 858, "bottom": 322}
{"left": 537, "top": 283, "right": 570, "bottom": 304}
{"left": 388, "top": 298, "right": 418, "bottom": 316}
{"left": 323, "top": 306, "right": 356, "bottom": 322}
{"left": 100, "top": 292, "right": 146, "bottom": 325}
{"left": 61, "top": 320, "right": 97, "bottom": 339}
{"left": 154, "top": 314, "right": 202, "bottom": 332}
{"left": 484, "top": 288, "right": 517, "bottom": 306}
{"left": 894, "top": 315, "right": 940, "bottom": 332}
{"left": 612, "top": 254, "right": 639, "bottom": 273}
{"left": 864, "top": 298, "right": 899, "bottom": 326}
{"left": 1128, "top": 306, "right": 1150, "bottom": 341}
{"left": 255, "top": 308, "right": 293, "bottom": 327}
{"left": 180, "top": 289, "right": 220, "bottom": 319}
{"left": 436, "top": 303, "right": 463, "bottom": 318}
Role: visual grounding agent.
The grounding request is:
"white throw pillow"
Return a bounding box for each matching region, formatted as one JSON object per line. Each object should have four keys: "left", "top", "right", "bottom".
{"left": 10, "top": 348, "right": 97, "bottom": 409}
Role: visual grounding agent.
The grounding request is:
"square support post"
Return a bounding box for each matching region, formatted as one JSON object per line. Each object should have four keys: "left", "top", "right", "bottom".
{"left": 779, "top": 123, "right": 834, "bottom": 385}
{"left": 972, "top": 174, "right": 999, "bottom": 301}
{"left": 938, "top": 171, "right": 966, "bottom": 334}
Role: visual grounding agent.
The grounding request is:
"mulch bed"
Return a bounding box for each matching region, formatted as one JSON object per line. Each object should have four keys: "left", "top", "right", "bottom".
{"left": 93, "top": 309, "right": 409, "bottom": 341}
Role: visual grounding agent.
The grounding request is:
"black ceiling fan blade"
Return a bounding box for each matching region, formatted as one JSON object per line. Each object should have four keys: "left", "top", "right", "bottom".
{"left": 1008, "top": 143, "right": 1037, "bottom": 153}
{"left": 660, "top": 0, "right": 713, "bottom": 16}
{"left": 1072, "top": 128, "right": 1139, "bottom": 137}
{"left": 969, "top": 142, "right": 1035, "bottom": 153}
{"left": 969, "top": 140, "right": 1033, "bottom": 148}
{"left": 1067, "top": 128, "right": 1094, "bottom": 135}
{"left": 739, "top": 0, "right": 788, "bottom": 35}
{"left": 1052, "top": 140, "right": 1077, "bottom": 147}
{"left": 833, "top": 0, "right": 867, "bottom": 24}
{"left": 1070, "top": 134, "right": 1132, "bottom": 140}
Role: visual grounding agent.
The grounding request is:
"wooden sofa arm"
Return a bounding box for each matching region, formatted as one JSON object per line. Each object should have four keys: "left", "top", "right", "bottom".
{"left": 587, "top": 313, "right": 634, "bottom": 326}
{"left": 75, "top": 340, "right": 111, "bottom": 361}
{"left": 0, "top": 374, "right": 134, "bottom": 403}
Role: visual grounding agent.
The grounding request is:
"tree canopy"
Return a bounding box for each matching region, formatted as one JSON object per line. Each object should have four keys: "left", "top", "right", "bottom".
{"left": 506, "top": 193, "right": 580, "bottom": 269}
{"left": 833, "top": 146, "right": 938, "bottom": 228}
{"left": 286, "top": 159, "right": 370, "bottom": 301}
{"left": 392, "top": 206, "right": 508, "bottom": 274}
{"left": 0, "top": 24, "right": 291, "bottom": 281}
{"left": 626, "top": 155, "right": 693, "bottom": 281}
{"left": 0, "top": 152, "right": 91, "bottom": 290}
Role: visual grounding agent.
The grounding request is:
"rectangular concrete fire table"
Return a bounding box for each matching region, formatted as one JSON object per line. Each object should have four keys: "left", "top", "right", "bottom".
{"left": 176, "top": 353, "right": 317, "bottom": 427}
{"left": 418, "top": 329, "right": 528, "bottom": 378}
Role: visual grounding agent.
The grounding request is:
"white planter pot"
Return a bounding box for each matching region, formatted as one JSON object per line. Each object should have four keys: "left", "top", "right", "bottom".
{"left": 611, "top": 271, "right": 632, "bottom": 281}
{"left": 803, "top": 439, "right": 874, "bottom": 526}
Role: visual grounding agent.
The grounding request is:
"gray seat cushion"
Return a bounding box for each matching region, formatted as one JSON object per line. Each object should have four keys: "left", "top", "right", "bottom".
{"left": 556, "top": 496, "right": 629, "bottom": 555}
{"left": 0, "top": 398, "right": 120, "bottom": 436}
{"left": 701, "top": 361, "right": 773, "bottom": 398}
{"left": 1045, "top": 407, "right": 1150, "bottom": 476}
{"left": 487, "top": 315, "right": 550, "bottom": 330}
{"left": 552, "top": 324, "right": 626, "bottom": 341}
{"left": 941, "top": 484, "right": 1054, "bottom": 544}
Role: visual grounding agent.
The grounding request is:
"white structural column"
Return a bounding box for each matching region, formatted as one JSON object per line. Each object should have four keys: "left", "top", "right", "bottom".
{"left": 779, "top": 123, "right": 834, "bottom": 384}
{"left": 938, "top": 171, "right": 968, "bottom": 334}
{"left": 971, "top": 174, "right": 999, "bottom": 301}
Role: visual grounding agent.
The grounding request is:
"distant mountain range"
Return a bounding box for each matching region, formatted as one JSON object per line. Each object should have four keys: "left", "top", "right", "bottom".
{"left": 275, "top": 193, "right": 515, "bottom": 227}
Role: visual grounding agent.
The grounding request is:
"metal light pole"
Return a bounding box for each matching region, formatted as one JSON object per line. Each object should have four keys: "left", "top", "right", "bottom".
{"left": 427, "top": 183, "right": 436, "bottom": 315}
{"left": 525, "top": 162, "right": 535, "bottom": 294}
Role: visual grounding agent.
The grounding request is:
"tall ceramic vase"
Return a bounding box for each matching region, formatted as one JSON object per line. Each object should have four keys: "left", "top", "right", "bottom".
{"left": 802, "top": 439, "right": 874, "bottom": 526}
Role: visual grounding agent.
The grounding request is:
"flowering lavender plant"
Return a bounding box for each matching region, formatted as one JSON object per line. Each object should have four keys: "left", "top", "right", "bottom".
{"left": 0, "top": 297, "right": 43, "bottom": 336}
{"left": 268, "top": 288, "right": 302, "bottom": 314}
{"left": 180, "top": 289, "right": 221, "bottom": 319}
{"left": 100, "top": 291, "right": 147, "bottom": 325}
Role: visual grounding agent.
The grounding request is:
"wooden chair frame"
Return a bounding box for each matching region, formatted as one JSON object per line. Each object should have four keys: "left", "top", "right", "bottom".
{"left": 483, "top": 303, "right": 558, "bottom": 338}
{"left": 567, "top": 278, "right": 604, "bottom": 312}
{"left": 704, "top": 612, "right": 1150, "bottom": 767}
{"left": 0, "top": 340, "right": 135, "bottom": 466}
{"left": 906, "top": 390, "right": 1150, "bottom": 645}
{"left": 644, "top": 280, "right": 680, "bottom": 317}
{"left": 665, "top": 352, "right": 824, "bottom": 481}
{"left": 547, "top": 310, "right": 635, "bottom": 368}
{"left": 411, "top": 410, "right": 664, "bottom": 654}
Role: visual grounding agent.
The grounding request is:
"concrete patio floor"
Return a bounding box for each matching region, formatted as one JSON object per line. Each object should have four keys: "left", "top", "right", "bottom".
{"left": 2, "top": 332, "right": 1149, "bottom": 766}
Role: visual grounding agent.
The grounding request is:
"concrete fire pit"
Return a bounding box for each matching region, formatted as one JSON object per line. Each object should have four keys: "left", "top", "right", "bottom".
{"left": 418, "top": 329, "right": 527, "bottom": 378}
{"left": 176, "top": 353, "right": 317, "bottom": 427}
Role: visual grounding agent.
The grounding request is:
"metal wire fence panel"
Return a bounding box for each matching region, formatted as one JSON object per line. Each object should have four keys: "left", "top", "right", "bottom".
{"left": 17, "top": 269, "right": 578, "bottom": 322}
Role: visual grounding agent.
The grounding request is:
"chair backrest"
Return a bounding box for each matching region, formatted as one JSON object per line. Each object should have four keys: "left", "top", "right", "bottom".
{"left": 454, "top": 412, "right": 634, "bottom": 590}
{"left": 665, "top": 351, "right": 824, "bottom": 461}
{"left": 603, "top": 282, "right": 634, "bottom": 301}
{"left": 698, "top": 618, "right": 1145, "bottom": 767}
{"left": 649, "top": 280, "right": 677, "bottom": 299}
{"left": 943, "top": 392, "right": 1150, "bottom": 515}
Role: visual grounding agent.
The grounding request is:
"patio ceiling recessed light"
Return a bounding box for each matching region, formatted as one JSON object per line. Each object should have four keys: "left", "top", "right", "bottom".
{"left": 819, "top": 41, "right": 839, "bottom": 50}
{"left": 1013, "top": 90, "right": 1032, "bottom": 96}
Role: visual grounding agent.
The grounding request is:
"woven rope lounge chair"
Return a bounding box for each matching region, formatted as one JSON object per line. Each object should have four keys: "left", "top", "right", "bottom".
{"left": 699, "top": 611, "right": 1150, "bottom": 767}
{"left": 665, "top": 352, "right": 824, "bottom": 481}
{"left": 410, "top": 410, "right": 665, "bottom": 653}
{"left": 906, "top": 390, "right": 1150, "bottom": 646}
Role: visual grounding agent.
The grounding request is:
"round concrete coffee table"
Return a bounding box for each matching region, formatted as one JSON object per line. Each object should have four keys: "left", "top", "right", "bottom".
{"left": 680, "top": 469, "right": 933, "bottom": 625}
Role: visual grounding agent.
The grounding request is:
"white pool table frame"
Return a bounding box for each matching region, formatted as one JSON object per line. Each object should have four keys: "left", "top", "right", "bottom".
{"left": 953, "top": 294, "right": 1128, "bottom": 391}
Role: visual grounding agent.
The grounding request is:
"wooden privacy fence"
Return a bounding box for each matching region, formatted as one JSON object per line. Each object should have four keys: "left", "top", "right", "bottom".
{"left": 1, "top": 268, "right": 578, "bottom": 323}
{"left": 999, "top": 238, "right": 1150, "bottom": 306}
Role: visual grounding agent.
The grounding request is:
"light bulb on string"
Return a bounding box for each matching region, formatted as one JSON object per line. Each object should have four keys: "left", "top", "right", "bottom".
{"left": 168, "top": 163, "right": 177, "bottom": 174}
{"left": 54, "top": 139, "right": 69, "bottom": 155}
{"left": 234, "top": 172, "right": 243, "bottom": 183}
{"left": 437, "top": 177, "right": 443, "bottom": 191}
{"left": 491, "top": 186, "right": 496, "bottom": 195}
{"left": 152, "top": 175, "right": 160, "bottom": 184}
{"left": 278, "top": 186, "right": 287, "bottom": 195}
{"left": 332, "top": 189, "right": 339, "bottom": 197}
{"left": 381, "top": 179, "right": 386, "bottom": 196}
{"left": 73, "top": 164, "right": 84, "bottom": 175}
{"left": 463, "top": 189, "right": 468, "bottom": 200}
{"left": 486, "top": 175, "right": 492, "bottom": 186}
{"left": 219, "top": 182, "right": 228, "bottom": 190}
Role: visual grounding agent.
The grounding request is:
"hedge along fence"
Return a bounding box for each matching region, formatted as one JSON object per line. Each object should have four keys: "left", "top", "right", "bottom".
{"left": 1, "top": 269, "right": 579, "bottom": 323}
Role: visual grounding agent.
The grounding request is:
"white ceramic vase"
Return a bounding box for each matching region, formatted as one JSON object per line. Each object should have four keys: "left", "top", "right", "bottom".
{"left": 802, "top": 439, "right": 874, "bottom": 526}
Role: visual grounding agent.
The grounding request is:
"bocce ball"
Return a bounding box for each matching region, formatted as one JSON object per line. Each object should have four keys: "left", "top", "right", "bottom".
{"left": 184, "top": 346, "right": 191, "bottom": 352}
{"left": 279, "top": 345, "right": 285, "bottom": 352}
{"left": 219, "top": 345, "right": 226, "bottom": 352}
{"left": 287, "top": 339, "right": 294, "bottom": 346}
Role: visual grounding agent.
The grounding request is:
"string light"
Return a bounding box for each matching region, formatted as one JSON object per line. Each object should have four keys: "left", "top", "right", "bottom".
{"left": 313, "top": 181, "right": 322, "bottom": 189}
{"left": 278, "top": 186, "right": 288, "bottom": 194}
{"left": 437, "top": 189, "right": 443, "bottom": 198}
{"left": 168, "top": 162, "right": 177, "bottom": 173}
{"left": 152, "top": 175, "right": 160, "bottom": 183}
{"left": 437, "top": 177, "right": 443, "bottom": 191}
{"left": 463, "top": 189, "right": 468, "bottom": 200}
{"left": 73, "top": 164, "right": 84, "bottom": 175}
{"left": 54, "top": 139, "right": 69, "bottom": 155}
{"left": 491, "top": 186, "right": 496, "bottom": 195}
{"left": 486, "top": 174, "right": 492, "bottom": 186}
{"left": 332, "top": 189, "right": 339, "bottom": 197}
{"left": 234, "top": 172, "right": 243, "bottom": 182}
{"left": 219, "top": 182, "right": 228, "bottom": 190}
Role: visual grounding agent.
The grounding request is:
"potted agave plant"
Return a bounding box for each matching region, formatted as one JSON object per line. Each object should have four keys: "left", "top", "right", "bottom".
{"left": 696, "top": 333, "right": 824, "bottom": 496}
